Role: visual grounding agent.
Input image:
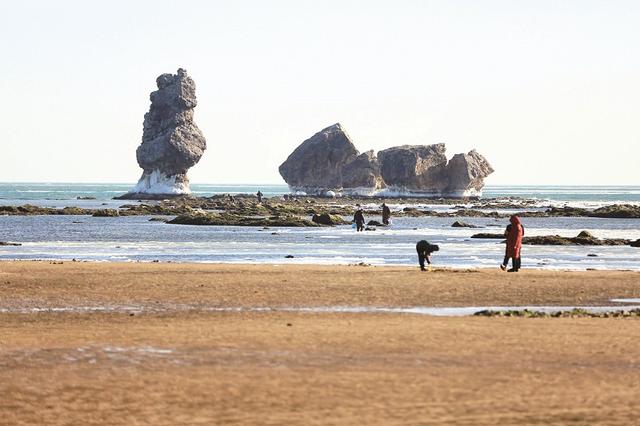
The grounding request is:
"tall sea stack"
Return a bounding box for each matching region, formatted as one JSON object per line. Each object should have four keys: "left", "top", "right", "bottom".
{"left": 120, "top": 68, "right": 206, "bottom": 199}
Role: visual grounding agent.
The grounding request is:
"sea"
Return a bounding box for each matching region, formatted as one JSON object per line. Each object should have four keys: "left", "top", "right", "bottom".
{"left": 1, "top": 183, "right": 639, "bottom": 270}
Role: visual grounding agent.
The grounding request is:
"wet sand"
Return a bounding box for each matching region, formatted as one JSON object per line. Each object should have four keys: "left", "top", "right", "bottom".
{"left": 1, "top": 262, "right": 640, "bottom": 425}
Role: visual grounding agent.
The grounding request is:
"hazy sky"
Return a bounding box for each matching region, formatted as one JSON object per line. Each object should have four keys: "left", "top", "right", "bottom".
{"left": 1, "top": 0, "right": 639, "bottom": 185}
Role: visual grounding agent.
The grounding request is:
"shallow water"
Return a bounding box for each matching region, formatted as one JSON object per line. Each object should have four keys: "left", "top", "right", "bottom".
{"left": 1, "top": 214, "right": 639, "bottom": 269}
{"left": 2, "top": 183, "right": 640, "bottom": 269}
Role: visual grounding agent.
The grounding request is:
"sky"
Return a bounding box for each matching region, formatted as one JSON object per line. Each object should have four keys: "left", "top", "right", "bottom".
{"left": 0, "top": 0, "right": 639, "bottom": 186}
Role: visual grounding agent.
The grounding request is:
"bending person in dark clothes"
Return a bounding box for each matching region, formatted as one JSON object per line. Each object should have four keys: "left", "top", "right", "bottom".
{"left": 416, "top": 240, "right": 439, "bottom": 271}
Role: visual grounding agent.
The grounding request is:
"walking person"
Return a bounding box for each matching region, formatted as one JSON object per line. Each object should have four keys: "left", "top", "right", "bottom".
{"left": 501, "top": 215, "right": 524, "bottom": 272}
{"left": 353, "top": 204, "right": 365, "bottom": 232}
{"left": 381, "top": 203, "right": 391, "bottom": 225}
{"left": 256, "top": 190, "right": 263, "bottom": 203}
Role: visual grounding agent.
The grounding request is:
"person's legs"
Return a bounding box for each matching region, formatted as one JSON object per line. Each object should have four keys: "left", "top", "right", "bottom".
{"left": 514, "top": 257, "right": 521, "bottom": 271}
{"left": 501, "top": 254, "right": 509, "bottom": 270}
{"left": 417, "top": 251, "right": 426, "bottom": 270}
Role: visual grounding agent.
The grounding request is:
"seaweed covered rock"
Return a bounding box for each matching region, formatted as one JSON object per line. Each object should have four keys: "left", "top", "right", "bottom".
{"left": 451, "top": 220, "right": 481, "bottom": 228}
{"left": 522, "top": 231, "right": 629, "bottom": 246}
{"left": 311, "top": 213, "right": 348, "bottom": 226}
{"left": 168, "top": 213, "right": 319, "bottom": 227}
{"left": 591, "top": 204, "right": 640, "bottom": 219}
{"left": 92, "top": 209, "right": 120, "bottom": 217}
{"left": 470, "top": 233, "right": 505, "bottom": 239}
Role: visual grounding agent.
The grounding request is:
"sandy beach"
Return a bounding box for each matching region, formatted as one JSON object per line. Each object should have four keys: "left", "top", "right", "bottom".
{"left": 1, "top": 262, "right": 639, "bottom": 425}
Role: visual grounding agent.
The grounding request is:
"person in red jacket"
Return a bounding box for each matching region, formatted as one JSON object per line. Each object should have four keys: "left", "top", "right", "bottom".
{"left": 501, "top": 215, "right": 524, "bottom": 272}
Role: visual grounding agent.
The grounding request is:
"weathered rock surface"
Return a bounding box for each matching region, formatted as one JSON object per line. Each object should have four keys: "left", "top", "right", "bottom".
{"left": 278, "top": 124, "right": 358, "bottom": 195}
{"left": 279, "top": 123, "right": 493, "bottom": 197}
{"left": 451, "top": 220, "right": 481, "bottom": 228}
{"left": 522, "top": 231, "right": 629, "bottom": 246}
{"left": 120, "top": 68, "right": 206, "bottom": 199}
{"left": 471, "top": 230, "right": 631, "bottom": 246}
{"left": 168, "top": 213, "right": 318, "bottom": 227}
{"left": 341, "top": 150, "right": 385, "bottom": 193}
{"left": 378, "top": 144, "right": 447, "bottom": 192}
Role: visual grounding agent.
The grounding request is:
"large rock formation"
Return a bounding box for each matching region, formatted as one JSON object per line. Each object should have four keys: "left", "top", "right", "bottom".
{"left": 378, "top": 145, "right": 494, "bottom": 196}
{"left": 341, "top": 150, "right": 385, "bottom": 193}
{"left": 279, "top": 123, "right": 494, "bottom": 197}
{"left": 377, "top": 144, "right": 449, "bottom": 194}
{"left": 120, "top": 68, "right": 206, "bottom": 198}
{"left": 278, "top": 124, "right": 360, "bottom": 194}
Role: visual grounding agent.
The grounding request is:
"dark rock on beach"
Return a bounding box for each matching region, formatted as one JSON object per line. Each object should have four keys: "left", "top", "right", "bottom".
{"left": 0, "top": 241, "right": 22, "bottom": 246}
{"left": 470, "top": 233, "right": 505, "bottom": 239}
{"left": 451, "top": 220, "right": 481, "bottom": 228}
{"left": 630, "top": 239, "right": 640, "bottom": 248}
{"left": 168, "top": 213, "right": 319, "bottom": 227}
{"left": 91, "top": 209, "right": 120, "bottom": 217}
{"left": 311, "top": 213, "right": 348, "bottom": 226}
{"left": 522, "top": 231, "right": 629, "bottom": 246}
{"left": 474, "top": 308, "right": 640, "bottom": 318}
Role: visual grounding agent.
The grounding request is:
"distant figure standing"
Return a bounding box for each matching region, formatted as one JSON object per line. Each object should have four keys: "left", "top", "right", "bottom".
{"left": 353, "top": 204, "right": 365, "bottom": 232}
{"left": 416, "top": 240, "right": 439, "bottom": 271}
{"left": 381, "top": 203, "right": 391, "bottom": 225}
{"left": 256, "top": 190, "right": 263, "bottom": 203}
{"left": 501, "top": 215, "right": 524, "bottom": 272}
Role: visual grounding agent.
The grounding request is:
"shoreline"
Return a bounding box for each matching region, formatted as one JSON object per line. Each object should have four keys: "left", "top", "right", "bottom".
{"left": 2, "top": 262, "right": 639, "bottom": 308}
{"left": 0, "top": 258, "right": 640, "bottom": 275}
{"left": 1, "top": 258, "right": 639, "bottom": 272}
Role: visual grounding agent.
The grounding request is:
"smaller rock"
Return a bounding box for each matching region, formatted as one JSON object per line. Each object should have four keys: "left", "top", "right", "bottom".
{"left": 470, "top": 233, "right": 505, "bottom": 239}
{"left": 284, "top": 255, "right": 294, "bottom": 258}
{"left": 92, "top": 209, "right": 120, "bottom": 217}
{"left": 311, "top": 213, "right": 348, "bottom": 226}
{"left": 451, "top": 220, "right": 481, "bottom": 228}
{"left": 630, "top": 239, "right": 640, "bottom": 248}
{"left": 0, "top": 241, "right": 21, "bottom": 246}
{"left": 587, "top": 253, "right": 598, "bottom": 257}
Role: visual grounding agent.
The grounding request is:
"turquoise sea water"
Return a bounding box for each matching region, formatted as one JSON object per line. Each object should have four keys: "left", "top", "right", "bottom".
{"left": 1, "top": 183, "right": 640, "bottom": 205}
{"left": 1, "top": 183, "right": 639, "bottom": 269}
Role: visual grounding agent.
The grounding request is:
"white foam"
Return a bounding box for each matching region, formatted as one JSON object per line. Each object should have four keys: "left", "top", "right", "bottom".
{"left": 131, "top": 169, "right": 190, "bottom": 194}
